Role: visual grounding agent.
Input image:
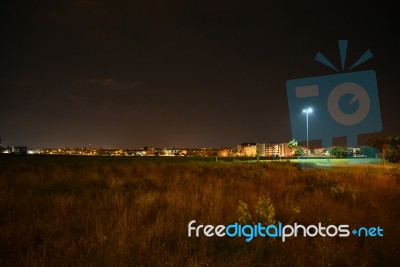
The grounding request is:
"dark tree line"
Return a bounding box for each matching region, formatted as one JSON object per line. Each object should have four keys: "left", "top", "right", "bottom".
{"left": 368, "top": 136, "right": 400, "bottom": 163}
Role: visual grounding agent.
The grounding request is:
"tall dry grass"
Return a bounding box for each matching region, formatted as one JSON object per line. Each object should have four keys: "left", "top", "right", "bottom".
{"left": 0, "top": 156, "right": 399, "bottom": 266}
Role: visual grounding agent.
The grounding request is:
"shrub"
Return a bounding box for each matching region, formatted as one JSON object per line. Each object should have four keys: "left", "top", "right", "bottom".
{"left": 237, "top": 195, "right": 275, "bottom": 225}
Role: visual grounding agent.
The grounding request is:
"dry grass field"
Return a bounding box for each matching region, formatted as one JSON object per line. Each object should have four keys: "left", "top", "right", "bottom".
{"left": 1, "top": 155, "right": 400, "bottom": 266}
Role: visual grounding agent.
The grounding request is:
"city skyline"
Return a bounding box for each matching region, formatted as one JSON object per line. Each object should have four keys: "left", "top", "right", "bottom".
{"left": 1, "top": 1, "right": 399, "bottom": 148}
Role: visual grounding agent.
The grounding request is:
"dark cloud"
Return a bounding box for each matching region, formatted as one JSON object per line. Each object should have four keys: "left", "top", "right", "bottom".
{"left": 76, "top": 79, "right": 142, "bottom": 92}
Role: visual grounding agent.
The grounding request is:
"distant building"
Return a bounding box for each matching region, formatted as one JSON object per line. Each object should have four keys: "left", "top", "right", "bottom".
{"left": 11, "top": 146, "right": 28, "bottom": 155}
{"left": 265, "top": 143, "right": 291, "bottom": 157}
{"left": 237, "top": 143, "right": 257, "bottom": 156}
{"left": 216, "top": 148, "right": 231, "bottom": 157}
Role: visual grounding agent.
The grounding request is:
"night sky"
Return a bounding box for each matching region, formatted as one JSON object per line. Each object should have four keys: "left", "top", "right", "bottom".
{"left": 1, "top": 0, "right": 399, "bottom": 148}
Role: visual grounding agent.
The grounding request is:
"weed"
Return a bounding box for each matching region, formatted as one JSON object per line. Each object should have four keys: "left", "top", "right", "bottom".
{"left": 0, "top": 156, "right": 398, "bottom": 266}
{"left": 237, "top": 201, "right": 253, "bottom": 225}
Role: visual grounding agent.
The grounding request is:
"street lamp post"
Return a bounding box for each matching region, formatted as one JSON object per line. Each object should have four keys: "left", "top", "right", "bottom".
{"left": 302, "top": 107, "right": 313, "bottom": 156}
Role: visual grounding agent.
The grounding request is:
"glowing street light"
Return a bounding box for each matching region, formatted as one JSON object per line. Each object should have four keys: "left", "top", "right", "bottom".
{"left": 302, "top": 107, "right": 313, "bottom": 156}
